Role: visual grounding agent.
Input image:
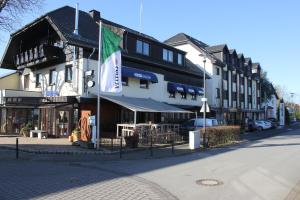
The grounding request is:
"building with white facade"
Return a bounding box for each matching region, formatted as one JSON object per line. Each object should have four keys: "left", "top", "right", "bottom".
{"left": 0, "top": 6, "right": 206, "bottom": 137}
{"left": 165, "top": 33, "right": 263, "bottom": 125}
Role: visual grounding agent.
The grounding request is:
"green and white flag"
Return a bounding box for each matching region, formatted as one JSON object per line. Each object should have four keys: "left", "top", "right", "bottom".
{"left": 100, "top": 24, "right": 123, "bottom": 93}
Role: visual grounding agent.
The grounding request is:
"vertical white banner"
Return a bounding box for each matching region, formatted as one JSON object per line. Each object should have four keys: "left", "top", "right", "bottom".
{"left": 279, "top": 102, "right": 285, "bottom": 126}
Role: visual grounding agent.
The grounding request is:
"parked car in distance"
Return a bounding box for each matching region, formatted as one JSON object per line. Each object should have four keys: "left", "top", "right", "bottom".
{"left": 180, "top": 118, "right": 219, "bottom": 138}
{"left": 254, "top": 120, "right": 272, "bottom": 131}
{"left": 266, "top": 118, "right": 278, "bottom": 129}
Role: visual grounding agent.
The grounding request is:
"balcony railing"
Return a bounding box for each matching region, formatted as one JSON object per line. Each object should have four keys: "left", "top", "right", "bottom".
{"left": 14, "top": 44, "right": 64, "bottom": 68}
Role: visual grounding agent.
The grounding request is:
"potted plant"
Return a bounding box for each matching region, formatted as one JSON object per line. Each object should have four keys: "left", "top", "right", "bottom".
{"left": 20, "top": 123, "right": 32, "bottom": 137}
{"left": 71, "top": 128, "right": 81, "bottom": 142}
{"left": 124, "top": 129, "right": 139, "bottom": 148}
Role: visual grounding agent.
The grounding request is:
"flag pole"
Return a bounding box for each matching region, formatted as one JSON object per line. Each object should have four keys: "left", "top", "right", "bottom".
{"left": 96, "top": 20, "right": 102, "bottom": 150}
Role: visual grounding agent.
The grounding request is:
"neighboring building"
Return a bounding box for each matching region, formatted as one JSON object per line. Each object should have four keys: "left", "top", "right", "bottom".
{"left": 0, "top": 70, "right": 19, "bottom": 90}
{"left": 164, "top": 33, "right": 225, "bottom": 122}
{"left": 165, "top": 33, "right": 263, "bottom": 125}
{"left": 0, "top": 6, "right": 206, "bottom": 137}
{"left": 261, "top": 83, "right": 279, "bottom": 120}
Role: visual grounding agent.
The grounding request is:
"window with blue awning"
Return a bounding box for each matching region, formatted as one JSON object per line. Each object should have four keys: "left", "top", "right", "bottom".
{"left": 167, "top": 82, "right": 186, "bottom": 93}
{"left": 194, "top": 87, "right": 204, "bottom": 96}
{"left": 167, "top": 82, "right": 204, "bottom": 95}
{"left": 122, "top": 66, "right": 158, "bottom": 83}
{"left": 185, "top": 85, "right": 196, "bottom": 95}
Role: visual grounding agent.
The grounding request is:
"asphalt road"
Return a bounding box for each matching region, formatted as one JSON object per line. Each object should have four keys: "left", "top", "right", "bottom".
{"left": 1, "top": 126, "right": 300, "bottom": 200}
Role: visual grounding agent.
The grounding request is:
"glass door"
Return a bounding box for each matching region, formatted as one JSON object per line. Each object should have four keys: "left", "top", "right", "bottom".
{"left": 56, "top": 110, "right": 70, "bottom": 137}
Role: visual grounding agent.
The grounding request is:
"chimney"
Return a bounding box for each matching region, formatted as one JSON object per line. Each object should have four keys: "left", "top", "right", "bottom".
{"left": 89, "top": 10, "right": 101, "bottom": 21}
{"left": 73, "top": 3, "right": 79, "bottom": 35}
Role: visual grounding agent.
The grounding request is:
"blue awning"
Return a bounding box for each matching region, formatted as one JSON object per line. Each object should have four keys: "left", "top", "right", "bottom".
{"left": 185, "top": 85, "right": 196, "bottom": 95}
{"left": 194, "top": 87, "right": 204, "bottom": 96}
{"left": 167, "top": 82, "right": 185, "bottom": 93}
{"left": 122, "top": 66, "right": 158, "bottom": 83}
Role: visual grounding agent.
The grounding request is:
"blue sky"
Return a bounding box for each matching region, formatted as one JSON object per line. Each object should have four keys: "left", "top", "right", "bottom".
{"left": 0, "top": 0, "right": 299, "bottom": 103}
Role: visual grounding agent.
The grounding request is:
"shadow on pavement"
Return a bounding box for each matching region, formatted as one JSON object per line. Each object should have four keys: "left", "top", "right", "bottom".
{"left": 0, "top": 126, "right": 299, "bottom": 200}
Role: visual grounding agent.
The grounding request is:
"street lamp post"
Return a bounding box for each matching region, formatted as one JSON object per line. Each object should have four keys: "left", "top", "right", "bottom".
{"left": 202, "top": 56, "right": 207, "bottom": 148}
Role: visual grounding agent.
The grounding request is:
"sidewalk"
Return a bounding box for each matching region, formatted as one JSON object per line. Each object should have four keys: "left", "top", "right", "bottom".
{"left": 1, "top": 123, "right": 299, "bottom": 161}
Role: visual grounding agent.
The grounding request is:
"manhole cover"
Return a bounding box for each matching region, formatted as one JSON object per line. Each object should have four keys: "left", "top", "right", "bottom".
{"left": 196, "top": 179, "right": 223, "bottom": 186}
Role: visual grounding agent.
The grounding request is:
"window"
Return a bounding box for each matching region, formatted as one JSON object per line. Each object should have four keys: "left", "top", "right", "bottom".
{"left": 191, "top": 94, "right": 197, "bottom": 100}
{"left": 177, "top": 53, "right": 183, "bottom": 65}
{"left": 140, "top": 79, "right": 148, "bottom": 89}
{"left": 232, "top": 92, "right": 237, "bottom": 100}
{"left": 169, "top": 92, "right": 175, "bottom": 98}
{"left": 232, "top": 74, "right": 237, "bottom": 83}
{"left": 248, "top": 80, "right": 252, "bottom": 86}
{"left": 216, "top": 67, "right": 220, "bottom": 75}
{"left": 49, "top": 69, "right": 57, "bottom": 85}
{"left": 163, "top": 48, "right": 173, "bottom": 62}
{"left": 36, "top": 73, "right": 41, "bottom": 88}
{"left": 136, "top": 40, "right": 149, "bottom": 56}
{"left": 223, "top": 71, "right": 228, "bottom": 80}
{"left": 216, "top": 88, "right": 220, "bottom": 98}
{"left": 240, "top": 77, "right": 244, "bottom": 85}
{"left": 65, "top": 65, "right": 72, "bottom": 82}
{"left": 24, "top": 74, "right": 30, "bottom": 90}
{"left": 223, "top": 91, "right": 228, "bottom": 99}
{"left": 122, "top": 77, "right": 128, "bottom": 86}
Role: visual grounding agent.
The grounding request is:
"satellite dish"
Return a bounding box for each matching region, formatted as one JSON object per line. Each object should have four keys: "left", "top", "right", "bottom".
{"left": 87, "top": 80, "right": 95, "bottom": 88}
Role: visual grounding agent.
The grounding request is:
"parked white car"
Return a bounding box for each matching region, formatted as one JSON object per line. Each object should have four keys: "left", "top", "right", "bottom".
{"left": 180, "top": 118, "right": 219, "bottom": 137}
{"left": 254, "top": 120, "right": 272, "bottom": 131}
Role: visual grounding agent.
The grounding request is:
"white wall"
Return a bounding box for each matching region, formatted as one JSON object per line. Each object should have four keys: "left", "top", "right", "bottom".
{"left": 86, "top": 59, "right": 203, "bottom": 107}
{"left": 21, "top": 58, "right": 85, "bottom": 97}
{"left": 170, "top": 43, "right": 222, "bottom": 108}
{"left": 262, "top": 94, "right": 278, "bottom": 119}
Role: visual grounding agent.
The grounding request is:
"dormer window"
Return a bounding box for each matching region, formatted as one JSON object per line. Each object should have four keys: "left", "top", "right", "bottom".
{"left": 136, "top": 40, "right": 149, "bottom": 56}
{"left": 177, "top": 53, "right": 183, "bottom": 65}
{"left": 36, "top": 73, "right": 41, "bottom": 88}
{"left": 163, "top": 48, "right": 173, "bottom": 62}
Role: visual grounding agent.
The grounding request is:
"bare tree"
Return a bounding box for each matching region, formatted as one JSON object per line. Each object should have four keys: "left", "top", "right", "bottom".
{"left": 0, "top": 0, "right": 43, "bottom": 31}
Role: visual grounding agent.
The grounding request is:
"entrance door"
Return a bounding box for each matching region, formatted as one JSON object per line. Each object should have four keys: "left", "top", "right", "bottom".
{"left": 56, "top": 110, "right": 70, "bottom": 137}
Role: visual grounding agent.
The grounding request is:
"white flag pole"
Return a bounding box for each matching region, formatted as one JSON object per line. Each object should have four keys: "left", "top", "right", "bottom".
{"left": 96, "top": 20, "right": 102, "bottom": 150}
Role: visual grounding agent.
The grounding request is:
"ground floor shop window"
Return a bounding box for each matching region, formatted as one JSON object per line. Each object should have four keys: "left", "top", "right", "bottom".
{"left": 0, "top": 108, "right": 6, "bottom": 134}
{"left": 6, "top": 108, "right": 33, "bottom": 134}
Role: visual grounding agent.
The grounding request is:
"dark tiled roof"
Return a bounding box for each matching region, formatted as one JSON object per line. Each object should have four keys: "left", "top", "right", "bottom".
{"left": 237, "top": 53, "right": 244, "bottom": 59}
{"left": 229, "top": 49, "right": 237, "bottom": 55}
{"left": 205, "top": 44, "right": 228, "bottom": 53}
{"left": 252, "top": 63, "right": 261, "bottom": 71}
{"left": 164, "top": 33, "right": 224, "bottom": 67}
{"left": 12, "top": 6, "right": 158, "bottom": 49}
{"left": 164, "top": 33, "right": 208, "bottom": 48}
{"left": 185, "top": 59, "right": 210, "bottom": 79}
{"left": 244, "top": 57, "right": 252, "bottom": 64}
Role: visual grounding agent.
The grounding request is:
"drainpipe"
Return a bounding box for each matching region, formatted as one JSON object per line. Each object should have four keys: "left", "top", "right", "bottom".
{"left": 73, "top": 3, "right": 80, "bottom": 93}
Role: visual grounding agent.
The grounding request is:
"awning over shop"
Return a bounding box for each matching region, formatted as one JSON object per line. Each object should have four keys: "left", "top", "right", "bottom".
{"left": 122, "top": 66, "right": 158, "bottom": 83}
{"left": 101, "top": 95, "right": 192, "bottom": 113}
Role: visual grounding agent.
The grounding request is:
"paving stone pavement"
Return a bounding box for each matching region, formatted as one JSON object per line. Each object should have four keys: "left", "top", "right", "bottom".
{"left": 0, "top": 157, "right": 177, "bottom": 200}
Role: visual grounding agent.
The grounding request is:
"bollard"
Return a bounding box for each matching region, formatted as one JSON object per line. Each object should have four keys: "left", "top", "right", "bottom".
{"left": 172, "top": 138, "right": 174, "bottom": 154}
{"left": 111, "top": 137, "right": 113, "bottom": 151}
{"left": 150, "top": 135, "right": 153, "bottom": 157}
{"left": 120, "top": 137, "right": 122, "bottom": 159}
{"left": 16, "top": 138, "right": 19, "bottom": 160}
